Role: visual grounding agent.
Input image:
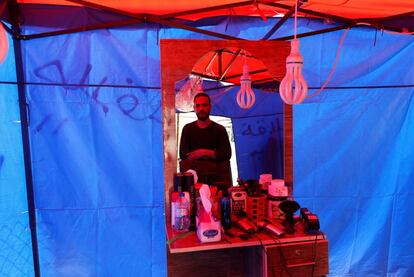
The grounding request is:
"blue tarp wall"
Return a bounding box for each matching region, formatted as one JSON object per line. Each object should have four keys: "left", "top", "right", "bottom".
{"left": 1, "top": 13, "right": 414, "bottom": 276}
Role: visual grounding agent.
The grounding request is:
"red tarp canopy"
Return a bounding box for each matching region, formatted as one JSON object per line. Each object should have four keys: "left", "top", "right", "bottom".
{"left": 4, "top": 0, "right": 412, "bottom": 86}
{"left": 4, "top": 0, "right": 413, "bottom": 32}
{"left": 15, "top": 0, "right": 414, "bottom": 20}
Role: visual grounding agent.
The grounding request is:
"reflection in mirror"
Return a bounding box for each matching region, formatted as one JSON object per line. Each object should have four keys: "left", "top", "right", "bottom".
{"left": 176, "top": 105, "right": 239, "bottom": 183}
{"left": 174, "top": 47, "right": 285, "bottom": 185}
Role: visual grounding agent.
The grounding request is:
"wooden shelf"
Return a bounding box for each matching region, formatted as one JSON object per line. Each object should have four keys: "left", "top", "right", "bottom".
{"left": 167, "top": 223, "right": 328, "bottom": 277}
{"left": 166, "top": 223, "right": 326, "bottom": 254}
{"left": 264, "top": 240, "right": 329, "bottom": 277}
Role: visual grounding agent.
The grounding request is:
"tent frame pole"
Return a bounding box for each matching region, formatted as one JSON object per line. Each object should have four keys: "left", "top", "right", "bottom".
{"left": 261, "top": 0, "right": 305, "bottom": 40}
{"left": 66, "top": 0, "right": 242, "bottom": 40}
{"left": 274, "top": 24, "right": 353, "bottom": 40}
{"left": 8, "top": 1, "right": 41, "bottom": 276}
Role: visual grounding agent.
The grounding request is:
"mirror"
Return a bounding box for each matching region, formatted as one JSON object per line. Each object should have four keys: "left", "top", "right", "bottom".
{"left": 161, "top": 40, "right": 292, "bottom": 218}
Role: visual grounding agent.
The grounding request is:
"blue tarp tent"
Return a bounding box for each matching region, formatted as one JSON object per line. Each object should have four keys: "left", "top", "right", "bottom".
{"left": 1, "top": 1, "right": 414, "bottom": 276}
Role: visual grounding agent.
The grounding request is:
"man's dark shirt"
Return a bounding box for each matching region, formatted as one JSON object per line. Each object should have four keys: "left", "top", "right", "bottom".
{"left": 179, "top": 121, "right": 231, "bottom": 161}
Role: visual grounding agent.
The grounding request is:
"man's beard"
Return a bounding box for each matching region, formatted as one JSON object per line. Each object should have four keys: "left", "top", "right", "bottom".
{"left": 196, "top": 111, "right": 209, "bottom": 121}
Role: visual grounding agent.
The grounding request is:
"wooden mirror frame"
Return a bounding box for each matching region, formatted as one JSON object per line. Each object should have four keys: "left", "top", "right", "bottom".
{"left": 160, "top": 39, "right": 293, "bottom": 218}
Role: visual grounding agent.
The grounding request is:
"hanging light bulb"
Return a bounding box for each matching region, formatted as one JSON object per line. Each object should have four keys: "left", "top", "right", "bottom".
{"left": 279, "top": 0, "right": 308, "bottom": 105}
{"left": 176, "top": 51, "right": 216, "bottom": 112}
{"left": 236, "top": 64, "right": 256, "bottom": 109}
{"left": 279, "top": 39, "right": 308, "bottom": 104}
{"left": 175, "top": 75, "right": 203, "bottom": 112}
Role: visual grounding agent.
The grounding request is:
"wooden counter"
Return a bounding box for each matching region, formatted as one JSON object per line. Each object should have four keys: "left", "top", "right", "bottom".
{"left": 166, "top": 223, "right": 328, "bottom": 277}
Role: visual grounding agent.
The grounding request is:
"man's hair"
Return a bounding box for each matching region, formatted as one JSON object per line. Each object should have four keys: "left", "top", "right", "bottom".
{"left": 193, "top": 93, "right": 211, "bottom": 104}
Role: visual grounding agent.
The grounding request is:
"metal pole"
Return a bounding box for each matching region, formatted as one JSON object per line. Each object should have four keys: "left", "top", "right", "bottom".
{"left": 7, "top": 1, "right": 41, "bottom": 276}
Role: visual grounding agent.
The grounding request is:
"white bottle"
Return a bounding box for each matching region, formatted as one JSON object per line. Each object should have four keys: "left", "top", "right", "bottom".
{"left": 172, "top": 192, "right": 190, "bottom": 232}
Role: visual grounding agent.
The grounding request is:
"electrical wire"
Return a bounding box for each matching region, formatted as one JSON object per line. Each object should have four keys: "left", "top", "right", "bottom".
{"left": 264, "top": 231, "right": 296, "bottom": 277}
{"left": 307, "top": 27, "right": 350, "bottom": 98}
{"left": 382, "top": 29, "right": 414, "bottom": 35}
{"left": 277, "top": 241, "right": 294, "bottom": 277}
{"left": 311, "top": 232, "right": 318, "bottom": 276}
{"left": 254, "top": 229, "right": 287, "bottom": 277}
{"left": 294, "top": 0, "right": 298, "bottom": 39}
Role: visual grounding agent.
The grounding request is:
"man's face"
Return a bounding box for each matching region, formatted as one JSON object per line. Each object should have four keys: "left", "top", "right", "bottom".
{"left": 193, "top": 96, "right": 211, "bottom": 121}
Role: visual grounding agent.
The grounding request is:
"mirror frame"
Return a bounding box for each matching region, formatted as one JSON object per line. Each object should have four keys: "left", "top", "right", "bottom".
{"left": 160, "top": 39, "right": 293, "bottom": 218}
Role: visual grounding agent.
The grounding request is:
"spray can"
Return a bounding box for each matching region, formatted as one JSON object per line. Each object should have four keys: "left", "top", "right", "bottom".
{"left": 183, "top": 172, "right": 196, "bottom": 230}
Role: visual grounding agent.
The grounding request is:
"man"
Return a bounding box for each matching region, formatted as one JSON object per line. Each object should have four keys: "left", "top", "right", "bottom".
{"left": 179, "top": 93, "right": 232, "bottom": 184}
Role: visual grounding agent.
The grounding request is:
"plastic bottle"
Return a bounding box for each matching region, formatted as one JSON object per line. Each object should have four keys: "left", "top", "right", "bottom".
{"left": 172, "top": 192, "right": 191, "bottom": 232}
{"left": 259, "top": 173, "right": 272, "bottom": 195}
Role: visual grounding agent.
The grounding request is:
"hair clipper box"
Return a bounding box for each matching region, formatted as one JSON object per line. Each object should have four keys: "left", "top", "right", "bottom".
{"left": 229, "top": 187, "right": 247, "bottom": 220}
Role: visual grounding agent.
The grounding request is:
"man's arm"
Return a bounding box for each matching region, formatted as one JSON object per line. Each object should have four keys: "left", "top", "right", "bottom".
{"left": 186, "top": 149, "right": 216, "bottom": 160}
{"left": 179, "top": 125, "right": 190, "bottom": 160}
{"left": 215, "top": 125, "right": 232, "bottom": 161}
{"left": 181, "top": 123, "right": 215, "bottom": 160}
{"left": 180, "top": 122, "right": 231, "bottom": 161}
